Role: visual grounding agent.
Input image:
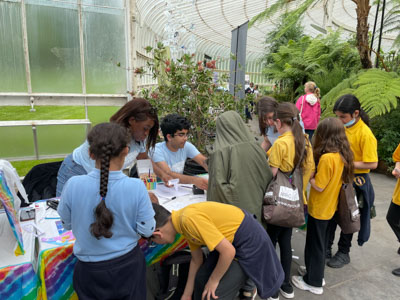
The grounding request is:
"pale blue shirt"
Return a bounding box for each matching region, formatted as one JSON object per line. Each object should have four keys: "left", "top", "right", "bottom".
{"left": 58, "top": 169, "right": 155, "bottom": 262}
{"left": 151, "top": 141, "right": 200, "bottom": 174}
{"left": 266, "top": 122, "right": 305, "bottom": 146}
{"left": 73, "top": 139, "right": 146, "bottom": 173}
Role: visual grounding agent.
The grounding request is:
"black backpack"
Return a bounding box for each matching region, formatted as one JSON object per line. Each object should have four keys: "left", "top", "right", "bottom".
{"left": 156, "top": 250, "right": 192, "bottom": 300}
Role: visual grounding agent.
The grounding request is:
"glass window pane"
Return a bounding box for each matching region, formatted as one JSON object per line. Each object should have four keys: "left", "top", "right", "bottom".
{"left": 0, "top": 2, "right": 27, "bottom": 92}
{"left": 36, "top": 125, "right": 87, "bottom": 156}
{"left": 82, "top": 0, "right": 124, "bottom": 9}
{"left": 0, "top": 127, "right": 35, "bottom": 159}
{"left": 84, "top": 6, "right": 126, "bottom": 94}
{"left": 26, "top": 2, "right": 82, "bottom": 93}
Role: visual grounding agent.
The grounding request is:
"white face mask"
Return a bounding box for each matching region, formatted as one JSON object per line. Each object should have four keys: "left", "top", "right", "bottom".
{"left": 344, "top": 118, "right": 356, "bottom": 127}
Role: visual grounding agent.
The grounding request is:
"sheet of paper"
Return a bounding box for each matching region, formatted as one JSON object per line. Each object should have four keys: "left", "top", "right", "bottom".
{"left": 161, "top": 195, "right": 206, "bottom": 211}
{"left": 137, "top": 159, "right": 153, "bottom": 175}
{"left": 154, "top": 183, "right": 192, "bottom": 199}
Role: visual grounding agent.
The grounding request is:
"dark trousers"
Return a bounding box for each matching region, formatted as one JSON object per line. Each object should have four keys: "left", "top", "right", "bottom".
{"left": 73, "top": 245, "right": 146, "bottom": 300}
{"left": 193, "top": 251, "right": 247, "bottom": 300}
{"left": 327, "top": 219, "right": 353, "bottom": 254}
{"left": 267, "top": 224, "right": 292, "bottom": 284}
{"left": 304, "top": 216, "right": 330, "bottom": 287}
{"left": 305, "top": 129, "right": 315, "bottom": 142}
{"left": 387, "top": 201, "right": 400, "bottom": 242}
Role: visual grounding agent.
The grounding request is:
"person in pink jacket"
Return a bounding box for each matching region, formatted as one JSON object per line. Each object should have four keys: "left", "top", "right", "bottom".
{"left": 296, "top": 81, "right": 321, "bottom": 141}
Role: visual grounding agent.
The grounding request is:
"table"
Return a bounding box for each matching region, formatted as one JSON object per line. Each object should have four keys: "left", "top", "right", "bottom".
{"left": 36, "top": 191, "right": 206, "bottom": 300}
{"left": 0, "top": 216, "right": 38, "bottom": 300}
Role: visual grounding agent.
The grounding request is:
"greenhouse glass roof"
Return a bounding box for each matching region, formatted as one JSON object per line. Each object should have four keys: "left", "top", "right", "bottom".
{"left": 136, "top": 0, "right": 397, "bottom": 61}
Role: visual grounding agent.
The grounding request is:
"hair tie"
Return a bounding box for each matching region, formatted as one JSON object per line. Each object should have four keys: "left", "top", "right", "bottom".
{"left": 292, "top": 117, "right": 297, "bottom": 121}
{"left": 315, "top": 85, "right": 318, "bottom": 89}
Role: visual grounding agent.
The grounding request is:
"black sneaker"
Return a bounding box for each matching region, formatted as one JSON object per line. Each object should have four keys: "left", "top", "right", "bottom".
{"left": 280, "top": 282, "right": 294, "bottom": 299}
{"left": 326, "top": 248, "right": 332, "bottom": 259}
{"left": 327, "top": 251, "right": 350, "bottom": 268}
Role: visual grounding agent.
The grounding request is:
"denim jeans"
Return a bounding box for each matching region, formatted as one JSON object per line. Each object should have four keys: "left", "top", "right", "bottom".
{"left": 56, "top": 154, "right": 87, "bottom": 196}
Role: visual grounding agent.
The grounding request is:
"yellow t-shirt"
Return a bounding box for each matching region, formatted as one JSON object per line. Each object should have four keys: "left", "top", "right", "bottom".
{"left": 171, "top": 202, "right": 244, "bottom": 252}
{"left": 268, "top": 131, "right": 315, "bottom": 203}
{"left": 308, "top": 153, "right": 344, "bottom": 220}
{"left": 392, "top": 143, "right": 400, "bottom": 206}
{"left": 345, "top": 119, "right": 378, "bottom": 174}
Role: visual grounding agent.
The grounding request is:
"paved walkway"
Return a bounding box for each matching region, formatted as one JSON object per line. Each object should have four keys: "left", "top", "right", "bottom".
{"left": 245, "top": 117, "right": 400, "bottom": 300}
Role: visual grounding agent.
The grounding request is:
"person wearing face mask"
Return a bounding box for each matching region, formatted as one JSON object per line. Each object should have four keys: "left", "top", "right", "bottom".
{"left": 258, "top": 97, "right": 279, "bottom": 152}
{"left": 326, "top": 94, "right": 378, "bottom": 269}
{"left": 56, "top": 98, "right": 165, "bottom": 196}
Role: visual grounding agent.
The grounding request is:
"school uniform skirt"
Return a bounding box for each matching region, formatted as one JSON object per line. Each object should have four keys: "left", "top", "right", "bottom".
{"left": 73, "top": 244, "right": 146, "bottom": 300}
{"left": 233, "top": 210, "right": 284, "bottom": 299}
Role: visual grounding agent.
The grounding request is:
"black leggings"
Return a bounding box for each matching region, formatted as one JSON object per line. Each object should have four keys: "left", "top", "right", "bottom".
{"left": 267, "top": 224, "right": 292, "bottom": 285}
{"left": 387, "top": 201, "right": 400, "bottom": 242}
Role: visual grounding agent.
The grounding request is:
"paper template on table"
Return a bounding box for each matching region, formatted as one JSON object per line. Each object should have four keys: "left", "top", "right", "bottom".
{"left": 154, "top": 183, "right": 192, "bottom": 199}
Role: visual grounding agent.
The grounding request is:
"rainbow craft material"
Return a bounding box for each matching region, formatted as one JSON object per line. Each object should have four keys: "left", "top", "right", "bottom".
{"left": 38, "top": 244, "right": 78, "bottom": 300}
{"left": 0, "top": 170, "right": 25, "bottom": 256}
{"left": 41, "top": 231, "right": 76, "bottom": 246}
{"left": 140, "top": 173, "right": 157, "bottom": 190}
{"left": 0, "top": 263, "right": 39, "bottom": 300}
{"left": 139, "top": 233, "right": 188, "bottom": 266}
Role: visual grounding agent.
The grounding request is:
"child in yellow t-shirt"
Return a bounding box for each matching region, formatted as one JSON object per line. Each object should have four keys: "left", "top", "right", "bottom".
{"left": 267, "top": 102, "right": 314, "bottom": 299}
{"left": 386, "top": 143, "right": 400, "bottom": 277}
{"left": 151, "top": 202, "right": 284, "bottom": 300}
{"left": 291, "top": 118, "right": 354, "bottom": 295}
{"left": 327, "top": 94, "right": 378, "bottom": 269}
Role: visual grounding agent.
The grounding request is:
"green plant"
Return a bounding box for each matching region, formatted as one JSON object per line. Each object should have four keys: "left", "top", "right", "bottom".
{"left": 370, "top": 107, "right": 400, "bottom": 171}
{"left": 321, "top": 68, "right": 400, "bottom": 118}
{"left": 140, "top": 43, "right": 246, "bottom": 151}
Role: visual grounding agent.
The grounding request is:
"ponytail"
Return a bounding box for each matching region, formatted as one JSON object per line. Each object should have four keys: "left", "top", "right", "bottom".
{"left": 314, "top": 87, "right": 320, "bottom": 99}
{"left": 305, "top": 81, "right": 320, "bottom": 99}
{"left": 274, "top": 102, "right": 307, "bottom": 168}
{"left": 90, "top": 143, "right": 114, "bottom": 239}
{"left": 333, "top": 94, "right": 370, "bottom": 126}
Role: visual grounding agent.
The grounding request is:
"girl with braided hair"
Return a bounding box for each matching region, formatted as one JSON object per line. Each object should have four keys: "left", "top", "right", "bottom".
{"left": 58, "top": 122, "right": 155, "bottom": 299}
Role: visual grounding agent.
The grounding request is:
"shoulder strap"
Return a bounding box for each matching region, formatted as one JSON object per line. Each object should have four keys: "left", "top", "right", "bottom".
{"left": 300, "top": 95, "right": 305, "bottom": 115}
{"left": 290, "top": 141, "right": 306, "bottom": 176}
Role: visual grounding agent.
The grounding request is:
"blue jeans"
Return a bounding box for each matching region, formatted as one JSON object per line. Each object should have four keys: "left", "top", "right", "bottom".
{"left": 56, "top": 154, "right": 87, "bottom": 196}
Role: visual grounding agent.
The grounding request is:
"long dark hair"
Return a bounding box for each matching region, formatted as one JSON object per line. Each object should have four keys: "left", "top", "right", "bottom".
{"left": 88, "top": 123, "right": 130, "bottom": 239}
{"left": 110, "top": 98, "right": 159, "bottom": 151}
{"left": 274, "top": 102, "right": 307, "bottom": 168}
{"left": 313, "top": 118, "right": 354, "bottom": 183}
{"left": 258, "top": 96, "right": 278, "bottom": 136}
{"left": 333, "top": 94, "right": 370, "bottom": 126}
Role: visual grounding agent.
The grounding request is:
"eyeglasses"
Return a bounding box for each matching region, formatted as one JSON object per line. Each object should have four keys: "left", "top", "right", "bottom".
{"left": 174, "top": 133, "right": 189, "bottom": 138}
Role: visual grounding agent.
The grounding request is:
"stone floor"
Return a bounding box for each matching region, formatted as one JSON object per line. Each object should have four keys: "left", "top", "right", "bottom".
{"left": 245, "top": 116, "right": 400, "bottom": 300}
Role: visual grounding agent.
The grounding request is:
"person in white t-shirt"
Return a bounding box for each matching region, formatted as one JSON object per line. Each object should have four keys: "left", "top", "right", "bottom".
{"left": 151, "top": 114, "right": 208, "bottom": 190}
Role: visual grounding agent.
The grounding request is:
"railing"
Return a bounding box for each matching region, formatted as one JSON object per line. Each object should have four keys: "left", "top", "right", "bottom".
{"left": 0, "top": 119, "right": 91, "bottom": 161}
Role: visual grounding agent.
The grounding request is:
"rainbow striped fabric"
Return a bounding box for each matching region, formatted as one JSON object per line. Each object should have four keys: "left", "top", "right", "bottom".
{"left": 139, "top": 233, "right": 188, "bottom": 266}
{"left": 0, "top": 171, "right": 24, "bottom": 256}
{"left": 38, "top": 244, "right": 78, "bottom": 300}
{"left": 0, "top": 263, "right": 38, "bottom": 299}
{"left": 36, "top": 234, "right": 188, "bottom": 299}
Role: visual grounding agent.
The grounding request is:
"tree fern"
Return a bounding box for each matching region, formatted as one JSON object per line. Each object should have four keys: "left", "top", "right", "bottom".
{"left": 353, "top": 69, "right": 400, "bottom": 117}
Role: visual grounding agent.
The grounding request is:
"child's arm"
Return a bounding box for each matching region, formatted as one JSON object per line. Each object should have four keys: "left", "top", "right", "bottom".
{"left": 353, "top": 161, "right": 378, "bottom": 170}
{"left": 393, "top": 162, "right": 400, "bottom": 179}
{"left": 182, "top": 247, "right": 204, "bottom": 300}
{"left": 310, "top": 178, "right": 324, "bottom": 193}
{"left": 270, "top": 167, "right": 278, "bottom": 177}
{"left": 202, "top": 238, "right": 236, "bottom": 300}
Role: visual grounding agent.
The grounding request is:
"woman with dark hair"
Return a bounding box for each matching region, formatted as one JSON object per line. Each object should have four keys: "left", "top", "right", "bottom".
{"left": 326, "top": 94, "right": 378, "bottom": 268}
{"left": 56, "top": 98, "right": 159, "bottom": 196}
{"left": 258, "top": 97, "right": 279, "bottom": 151}
{"left": 57, "top": 122, "right": 155, "bottom": 299}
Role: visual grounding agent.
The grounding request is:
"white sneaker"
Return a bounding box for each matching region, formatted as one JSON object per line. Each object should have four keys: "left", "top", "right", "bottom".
{"left": 267, "top": 296, "right": 279, "bottom": 300}
{"left": 297, "top": 266, "right": 326, "bottom": 286}
{"left": 291, "top": 275, "right": 323, "bottom": 295}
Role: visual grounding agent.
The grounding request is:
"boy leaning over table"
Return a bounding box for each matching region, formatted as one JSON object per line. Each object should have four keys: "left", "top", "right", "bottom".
{"left": 150, "top": 202, "right": 284, "bottom": 300}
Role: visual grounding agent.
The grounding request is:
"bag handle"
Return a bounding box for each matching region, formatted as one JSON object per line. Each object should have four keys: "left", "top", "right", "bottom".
{"left": 289, "top": 144, "right": 306, "bottom": 177}
{"left": 300, "top": 95, "right": 305, "bottom": 115}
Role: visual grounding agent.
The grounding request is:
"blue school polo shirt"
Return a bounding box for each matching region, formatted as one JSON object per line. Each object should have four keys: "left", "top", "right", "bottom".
{"left": 73, "top": 139, "right": 146, "bottom": 173}
{"left": 58, "top": 169, "right": 155, "bottom": 262}
{"left": 151, "top": 141, "right": 200, "bottom": 174}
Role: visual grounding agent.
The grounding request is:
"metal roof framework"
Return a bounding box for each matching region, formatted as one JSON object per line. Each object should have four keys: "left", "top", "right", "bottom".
{"left": 135, "top": 0, "right": 397, "bottom": 62}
